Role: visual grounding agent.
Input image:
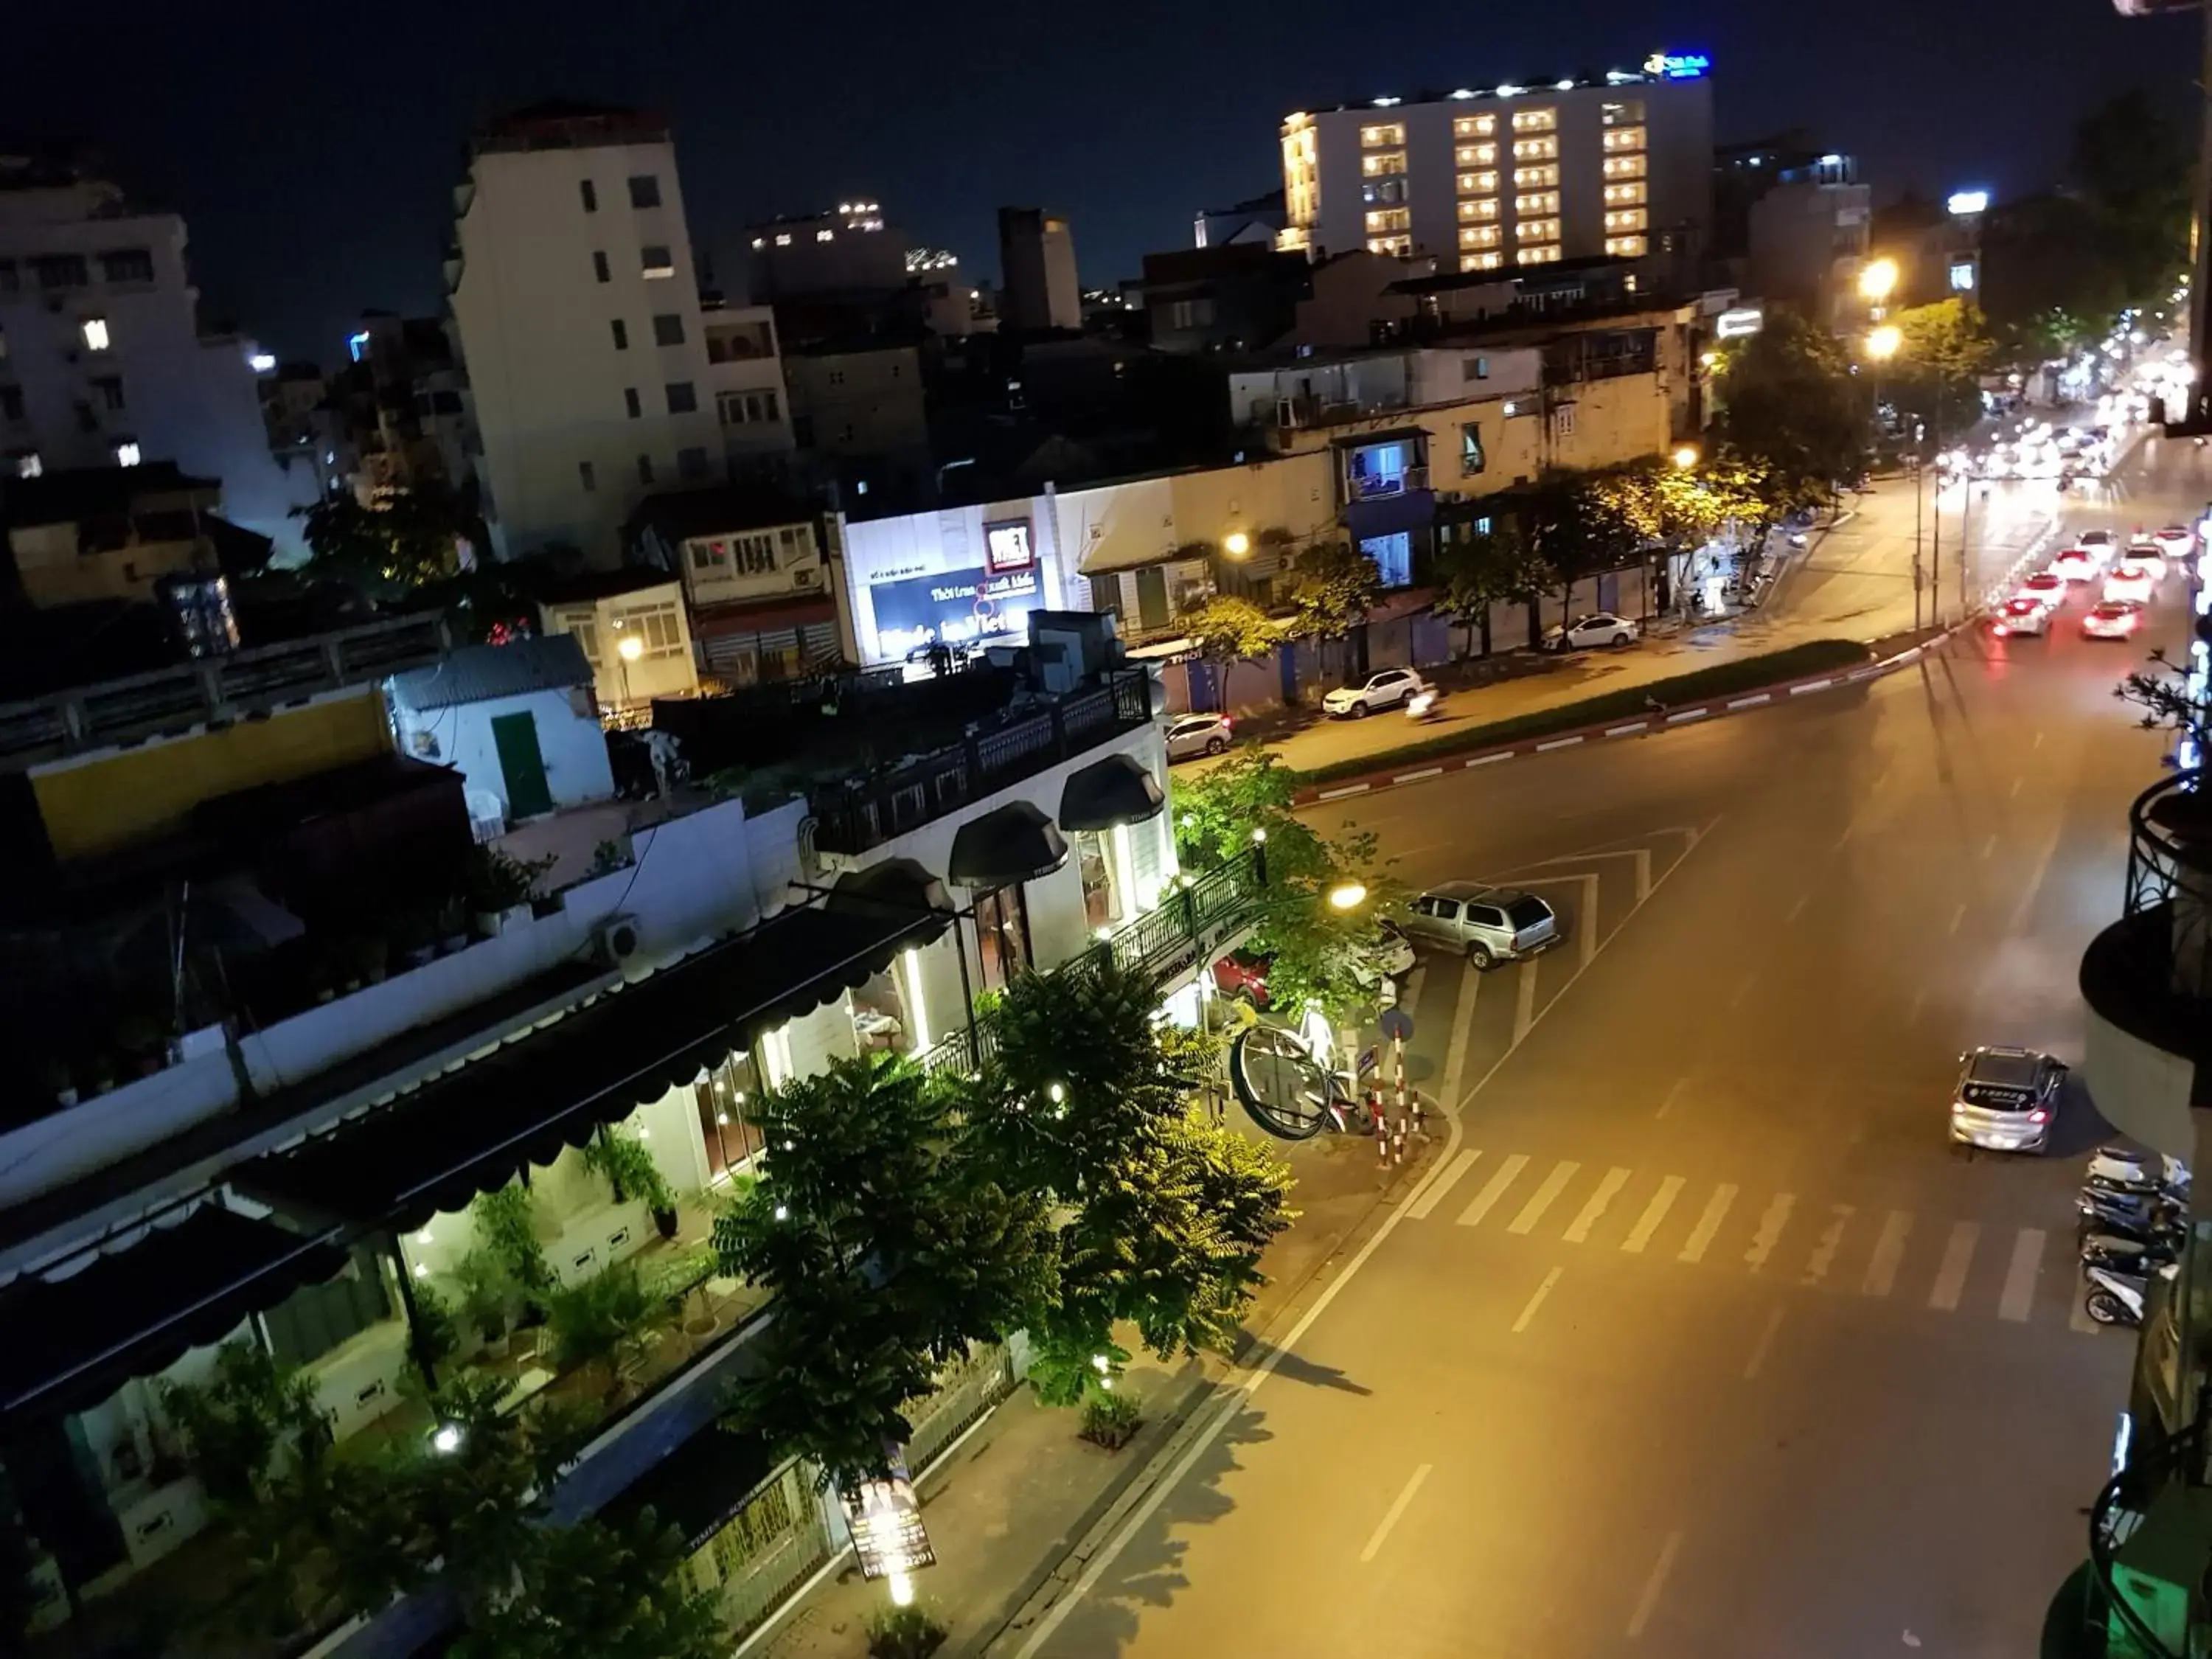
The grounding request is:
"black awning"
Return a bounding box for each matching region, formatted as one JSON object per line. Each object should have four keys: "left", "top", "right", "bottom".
{"left": 827, "top": 857, "right": 955, "bottom": 932}
{"left": 236, "top": 902, "right": 936, "bottom": 1235}
{"left": 948, "top": 801, "right": 1069, "bottom": 887}
{"left": 1058, "top": 754, "right": 1164, "bottom": 833}
{"left": 0, "top": 1206, "right": 348, "bottom": 1423}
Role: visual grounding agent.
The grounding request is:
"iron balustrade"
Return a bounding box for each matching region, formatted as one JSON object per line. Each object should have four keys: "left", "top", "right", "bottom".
{"left": 2124, "top": 767, "right": 2212, "bottom": 999}
{"left": 2088, "top": 1419, "right": 2204, "bottom": 1659}
{"left": 917, "top": 841, "right": 1269, "bottom": 1077}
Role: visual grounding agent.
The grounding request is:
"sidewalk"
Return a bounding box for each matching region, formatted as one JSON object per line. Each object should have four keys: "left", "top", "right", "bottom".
{"left": 1220, "top": 473, "right": 2062, "bottom": 783}
{"left": 748, "top": 1120, "right": 1440, "bottom": 1659}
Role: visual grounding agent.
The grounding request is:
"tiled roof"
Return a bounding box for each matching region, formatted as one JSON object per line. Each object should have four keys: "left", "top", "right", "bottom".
{"left": 388, "top": 633, "right": 594, "bottom": 711}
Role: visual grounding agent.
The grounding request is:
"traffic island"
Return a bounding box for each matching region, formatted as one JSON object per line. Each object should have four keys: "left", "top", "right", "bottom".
{"left": 1285, "top": 638, "right": 1879, "bottom": 805}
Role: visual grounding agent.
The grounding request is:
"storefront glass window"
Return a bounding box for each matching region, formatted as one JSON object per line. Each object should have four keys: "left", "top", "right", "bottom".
{"left": 695, "top": 1051, "right": 766, "bottom": 1181}
{"left": 849, "top": 967, "right": 909, "bottom": 1053}
{"left": 1077, "top": 832, "right": 1119, "bottom": 932}
{"left": 973, "top": 885, "right": 1033, "bottom": 990}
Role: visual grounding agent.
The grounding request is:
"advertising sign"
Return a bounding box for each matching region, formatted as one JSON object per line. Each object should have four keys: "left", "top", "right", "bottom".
{"left": 984, "top": 518, "right": 1035, "bottom": 574}
{"left": 842, "top": 1451, "right": 935, "bottom": 1583}
{"left": 869, "top": 564, "right": 1043, "bottom": 658}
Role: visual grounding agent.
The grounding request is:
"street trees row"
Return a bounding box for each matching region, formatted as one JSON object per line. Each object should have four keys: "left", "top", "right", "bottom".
{"left": 714, "top": 959, "right": 1296, "bottom": 1488}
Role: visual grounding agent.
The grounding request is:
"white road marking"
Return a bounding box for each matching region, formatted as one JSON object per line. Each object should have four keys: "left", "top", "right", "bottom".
{"left": 1666, "top": 707, "right": 1710, "bottom": 723}
{"left": 1948, "top": 901, "right": 1968, "bottom": 935}
{"left": 1861, "top": 1211, "right": 1912, "bottom": 1297}
{"left": 1625, "top": 1531, "right": 1684, "bottom": 1638}
{"left": 1907, "top": 986, "right": 1929, "bottom": 1026}
{"left": 1624, "top": 1178, "right": 1685, "bottom": 1253}
{"left": 1443, "top": 961, "right": 1481, "bottom": 1096}
{"left": 1535, "top": 735, "right": 1585, "bottom": 751}
{"left": 1509, "top": 1161, "right": 1582, "bottom": 1234}
{"left": 1785, "top": 891, "right": 1811, "bottom": 923}
{"left": 1317, "top": 784, "right": 1370, "bottom": 801}
{"left": 1999, "top": 1228, "right": 2046, "bottom": 1323}
{"left": 1394, "top": 765, "right": 1443, "bottom": 783}
{"left": 1607, "top": 722, "right": 1649, "bottom": 737}
{"left": 1655, "top": 1076, "right": 1689, "bottom": 1119}
{"left": 1467, "top": 751, "right": 1514, "bottom": 768}
{"left": 1744, "top": 1306, "right": 1786, "bottom": 1380}
{"left": 1677, "top": 1184, "right": 1739, "bottom": 1263}
{"left": 2034, "top": 730, "right": 2045, "bottom": 750}
{"left": 1832, "top": 823, "right": 1853, "bottom": 852}
{"left": 1456, "top": 1154, "right": 1530, "bottom": 1228}
{"left": 1801, "top": 1205, "right": 1855, "bottom": 1286}
{"left": 1564, "top": 1167, "right": 1632, "bottom": 1242}
{"left": 1358, "top": 1464, "right": 1434, "bottom": 1563}
{"left": 2006, "top": 819, "right": 2065, "bottom": 936}
{"left": 1745, "top": 1193, "right": 1796, "bottom": 1270}
{"left": 2010, "top": 776, "right": 2024, "bottom": 799}
{"left": 1511, "top": 1266, "right": 1564, "bottom": 1333}
{"left": 1980, "top": 832, "right": 1998, "bottom": 860}
{"left": 1727, "top": 693, "right": 1770, "bottom": 709}
{"left": 1408, "top": 1151, "right": 1478, "bottom": 1220}
{"left": 1929, "top": 1221, "right": 1980, "bottom": 1312}
{"left": 1399, "top": 965, "right": 1427, "bottom": 1021}
{"left": 1726, "top": 972, "right": 1756, "bottom": 1010}
{"left": 1512, "top": 960, "right": 1540, "bottom": 1046}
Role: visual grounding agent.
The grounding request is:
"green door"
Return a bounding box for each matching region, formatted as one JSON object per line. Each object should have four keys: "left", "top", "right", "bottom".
{"left": 1133, "top": 566, "right": 1170, "bottom": 632}
{"left": 490, "top": 712, "right": 554, "bottom": 818}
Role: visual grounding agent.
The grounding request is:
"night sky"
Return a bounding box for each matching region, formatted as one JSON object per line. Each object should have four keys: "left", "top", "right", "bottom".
{"left": 5, "top": 0, "right": 2197, "bottom": 365}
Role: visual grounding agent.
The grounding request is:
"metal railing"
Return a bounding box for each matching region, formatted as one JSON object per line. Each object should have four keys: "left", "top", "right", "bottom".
{"left": 918, "top": 841, "right": 1269, "bottom": 1077}
{"left": 2124, "top": 767, "right": 2212, "bottom": 998}
{"left": 2088, "top": 1419, "right": 2203, "bottom": 1659}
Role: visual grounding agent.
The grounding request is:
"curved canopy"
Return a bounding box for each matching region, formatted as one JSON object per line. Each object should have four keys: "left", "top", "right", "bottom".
{"left": 827, "top": 857, "right": 956, "bottom": 929}
{"left": 1058, "top": 754, "right": 1164, "bottom": 833}
{"left": 948, "top": 801, "right": 1069, "bottom": 887}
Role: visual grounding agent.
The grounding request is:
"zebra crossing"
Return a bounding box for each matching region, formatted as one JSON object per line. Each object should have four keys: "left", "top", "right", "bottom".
{"left": 1409, "top": 1149, "right": 2102, "bottom": 1332}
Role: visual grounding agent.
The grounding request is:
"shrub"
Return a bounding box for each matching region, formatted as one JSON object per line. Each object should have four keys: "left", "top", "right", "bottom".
{"left": 1079, "top": 1388, "right": 1144, "bottom": 1451}
{"left": 866, "top": 1603, "right": 947, "bottom": 1659}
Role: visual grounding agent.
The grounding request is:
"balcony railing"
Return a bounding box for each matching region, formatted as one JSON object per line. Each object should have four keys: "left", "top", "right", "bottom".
{"left": 919, "top": 841, "right": 1269, "bottom": 1075}
{"left": 811, "top": 668, "right": 1154, "bottom": 856}
{"left": 2087, "top": 1419, "right": 2202, "bottom": 1659}
{"left": 2123, "top": 768, "right": 2212, "bottom": 998}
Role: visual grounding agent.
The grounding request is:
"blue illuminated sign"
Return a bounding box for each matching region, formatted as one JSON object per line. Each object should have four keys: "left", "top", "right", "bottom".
{"left": 347, "top": 330, "right": 372, "bottom": 364}
{"left": 1643, "top": 51, "right": 1711, "bottom": 79}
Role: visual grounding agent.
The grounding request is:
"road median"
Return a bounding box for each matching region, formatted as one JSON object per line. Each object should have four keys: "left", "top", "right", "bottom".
{"left": 1287, "top": 639, "right": 1876, "bottom": 805}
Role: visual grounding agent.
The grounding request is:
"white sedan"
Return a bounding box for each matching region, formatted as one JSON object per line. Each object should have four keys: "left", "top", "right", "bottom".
{"left": 1543, "top": 612, "right": 1640, "bottom": 652}
{"left": 2154, "top": 524, "right": 2196, "bottom": 559}
{"left": 1990, "top": 597, "right": 2049, "bottom": 638}
{"left": 2077, "top": 529, "right": 2117, "bottom": 565}
{"left": 2104, "top": 564, "right": 2155, "bottom": 607}
{"left": 2083, "top": 600, "right": 2143, "bottom": 641}
{"left": 1323, "top": 667, "right": 1430, "bottom": 718}
{"left": 2124, "top": 546, "right": 2168, "bottom": 584}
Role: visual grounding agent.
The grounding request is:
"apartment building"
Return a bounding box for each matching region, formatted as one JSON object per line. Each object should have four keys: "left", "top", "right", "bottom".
{"left": 998, "top": 206, "right": 1082, "bottom": 333}
{"left": 0, "top": 150, "right": 316, "bottom": 555}
{"left": 448, "top": 102, "right": 725, "bottom": 563}
{"left": 1279, "top": 53, "right": 1714, "bottom": 281}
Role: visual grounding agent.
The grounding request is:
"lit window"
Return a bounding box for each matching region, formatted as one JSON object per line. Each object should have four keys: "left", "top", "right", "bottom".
{"left": 1361, "top": 151, "right": 1408, "bottom": 177}
{"left": 1513, "top": 164, "right": 1560, "bottom": 189}
{"left": 1366, "top": 208, "right": 1411, "bottom": 232}
{"left": 1516, "top": 218, "right": 1562, "bottom": 243}
{"left": 1360, "top": 122, "right": 1406, "bottom": 147}
{"left": 1514, "top": 192, "right": 1560, "bottom": 216}
{"left": 1456, "top": 171, "right": 1499, "bottom": 195}
{"left": 80, "top": 316, "right": 110, "bottom": 352}
{"left": 1458, "top": 226, "right": 1502, "bottom": 249}
{"left": 1603, "top": 181, "right": 1649, "bottom": 206}
{"left": 1604, "top": 126, "right": 1648, "bottom": 153}
{"left": 1453, "top": 114, "right": 1497, "bottom": 139}
{"left": 1517, "top": 246, "right": 1562, "bottom": 266}
{"left": 1604, "top": 208, "right": 1649, "bottom": 232}
{"left": 1602, "top": 100, "right": 1646, "bottom": 125}
{"left": 1455, "top": 143, "right": 1498, "bottom": 167}
{"left": 816, "top": 229, "right": 835, "bottom": 242}
{"left": 1604, "top": 154, "right": 1649, "bottom": 180}
{"left": 774, "top": 233, "right": 793, "bottom": 247}
{"left": 1366, "top": 234, "right": 1413, "bottom": 256}
{"left": 1458, "top": 199, "right": 1500, "bottom": 223}
{"left": 1511, "top": 108, "right": 1557, "bottom": 133}
{"left": 751, "top": 237, "right": 765, "bottom": 249}
{"left": 1604, "top": 235, "right": 1649, "bottom": 257}
{"left": 114, "top": 440, "right": 141, "bottom": 466}
{"left": 13, "top": 451, "right": 41, "bottom": 479}
{"left": 1460, "top": 252, "right": 1504, "bottom": 273}
{"left": 641, "top": 244, "right": 675, "bottom": 278}
{"left": 1512, "top": 135, "right": 1558, "bottom": 161}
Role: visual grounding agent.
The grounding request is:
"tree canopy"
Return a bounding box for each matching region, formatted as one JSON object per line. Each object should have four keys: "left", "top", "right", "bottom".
{"left": 1431, "top": 526, "right": 1545, "bottom": 657}
{"left": 291, "top": 481, "right": 479, "bottom": 602}
{"left": 1178, "top": 594, "right": 1281, "bottom": 669}
{"left": 1710, "top": 311, "right": 1868, "bottom": 497}
{"left": 1888, "top": 298, "right": 1997, "bottom": 433}
{"left": 1283, "top": 541, "right": 1383, "bottom": 641}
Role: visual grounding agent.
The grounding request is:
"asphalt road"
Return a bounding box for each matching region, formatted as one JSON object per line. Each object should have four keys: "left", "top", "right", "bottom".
{"left": 1011, "top": 439, "right": 2206, "bottom": 1658}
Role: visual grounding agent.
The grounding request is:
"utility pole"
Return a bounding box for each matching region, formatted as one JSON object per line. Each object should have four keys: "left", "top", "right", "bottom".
{"left": 1912, "top": 418, "right": 1927, "bottom": 630}
{"left": 1929, "top": 399, "right": 1944, "bottom": 629}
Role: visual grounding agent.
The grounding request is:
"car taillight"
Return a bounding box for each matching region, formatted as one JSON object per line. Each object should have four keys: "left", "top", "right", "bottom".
{"left": 2029, "top": 1109, "right": 2050, "bottom": 1124}
{"left": 1220, "top": 717, "right": 1233, "bottom": 731}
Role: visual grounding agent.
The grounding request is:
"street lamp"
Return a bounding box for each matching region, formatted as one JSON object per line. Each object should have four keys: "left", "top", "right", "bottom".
{"left": 1859, "top": 257, "right": 1900, "bottom": 308}
{"left": 615, "top": 630, "right": 644, "bottom": 713}
{"left": 1327, "top": 881, "right": 1368, "bottom": 911}
{"left": 1222, "top": 529, "right": 1251, "bottom": 557}
{"left": 1865, "top": 325, "right": 1902, "bottom": 362}
{"left": 1671, "top": 445, "right": 1700, "bottom": 470}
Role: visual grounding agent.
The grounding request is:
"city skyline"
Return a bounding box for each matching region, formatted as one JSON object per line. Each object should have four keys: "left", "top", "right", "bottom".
{"left": 4, "top": 0, "right": 2195, "bottom": 363}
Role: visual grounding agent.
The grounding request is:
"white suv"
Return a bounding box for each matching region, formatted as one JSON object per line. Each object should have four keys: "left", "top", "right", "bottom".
{"left": 1322, "top": 667, "right": 1429, "bottom": 718}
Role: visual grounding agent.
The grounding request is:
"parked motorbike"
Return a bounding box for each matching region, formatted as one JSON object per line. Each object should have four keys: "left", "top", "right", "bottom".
{"left": 2080, "top": 1228, "right": 2183, "bottom": 1275}
{"left": 2086, "top": 1145, "right": 2191, "bottom": 1197}
{"left": 2084, "top": 1259, "right": 2177, "bottom": 1328}
{"left": 2078, "top": 1184, "right": 2183, "bottom": 1228}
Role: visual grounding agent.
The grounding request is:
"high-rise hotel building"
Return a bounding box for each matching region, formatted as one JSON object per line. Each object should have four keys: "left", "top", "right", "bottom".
{"left": 1279, "top": 54, "right": 1714, "bottom": 276}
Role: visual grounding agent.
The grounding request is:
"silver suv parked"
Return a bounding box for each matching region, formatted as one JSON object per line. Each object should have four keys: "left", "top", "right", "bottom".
{"left": 1402, "top": 883, "right": 1561, "bottom": 969}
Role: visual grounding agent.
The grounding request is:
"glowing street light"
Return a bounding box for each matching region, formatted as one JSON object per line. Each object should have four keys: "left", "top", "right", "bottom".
{"left": 1327, "top": 881, "right": 1368, "bottom": 911}
{"left": 1222, "top": 529, "right": 1251, "bottom": 557}
{"left": 617, "top": 633, "right": 644, "bottom": 662}
{"left": 1671, "top": 445, "right": 1700, "bottom": 470}
{"left": 1865, "top": 325, "right": 1903, "bottom": 362}
{"left": 1858, "top": 258, "right": 1900, "bottom": 305}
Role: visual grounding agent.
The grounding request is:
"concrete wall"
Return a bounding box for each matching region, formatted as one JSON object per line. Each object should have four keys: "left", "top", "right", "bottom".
{"left": 393, "top": 686, "right": 615, "bottom": 818}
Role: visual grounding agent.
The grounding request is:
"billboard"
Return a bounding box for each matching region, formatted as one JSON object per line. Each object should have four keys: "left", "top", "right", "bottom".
{"left": 868, "top": 564, "right": 1043, "bottom": 657}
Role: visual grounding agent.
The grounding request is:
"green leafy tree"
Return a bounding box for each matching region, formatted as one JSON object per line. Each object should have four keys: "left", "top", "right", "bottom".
{"left": 1430, "top": 528, "right": 1523, "bottom": 658}
{"left": 1172, "top": 748, "right": 1397, "bottom": 1021}
{"left": 544, "top": 1261, "right": 674, "bottom": 1402}
{"left": 1709, "top": 311, "right": 1868, "bottom": 498}
{"left": 291, "top": 482, "right": 476, "bottom": 602}
{"left": 1177, "top": 594, "right": 1281, "bottom": 710}
{"left": 451, "top": 1511, "right": 723, "bottom": 1659}
{"left": 2072, "top": 88, "right": 2194, "bottom": 311}
{"left": 712, "top": 1054, "right": 1057, "bottom": 1485}
{"left": 157, "top": 1340, "right": 328, "bottom": 1509}
{"left": 975, "top": 962, "right": 1295, "bottom": 1401}
{"left": 1284, "top": 541, "right": 1383, "bottom": 672}
{"left": 1890, "top": 299, "right": 1997, "bottom": 435}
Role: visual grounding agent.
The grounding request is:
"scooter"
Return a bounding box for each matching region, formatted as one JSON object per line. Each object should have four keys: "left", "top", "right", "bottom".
{"left": 2084, "top": 1259, "right": 2177, "bottom": 1328}
{"left": 2078, "top": 1191, "right": 2183, "bottom": 1242}
{"left": 1405, "top": 689, "right": 1442, "bottom": 723}
{"left": 2087, "top": 1145, "right": 2191, "bottom": 1197}
{"left": 2081, "top": 1228, "right": 2183, "bottom": 1275}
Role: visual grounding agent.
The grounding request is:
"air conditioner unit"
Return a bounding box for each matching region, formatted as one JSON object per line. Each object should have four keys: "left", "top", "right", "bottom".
{"left": 792, "top": 567, "right": 818, "bottom": 587}
{"left": 591, "top": 914, "right": 643, "bottom": 973}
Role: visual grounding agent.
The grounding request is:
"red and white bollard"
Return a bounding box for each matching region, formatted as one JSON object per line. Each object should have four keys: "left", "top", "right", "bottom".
{"left": 1368, "top": 1087, "right": 1390, "bottom": 1166}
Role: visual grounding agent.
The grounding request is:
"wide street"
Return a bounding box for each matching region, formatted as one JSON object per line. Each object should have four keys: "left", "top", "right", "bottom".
{"left": 1009, "top": 432, "right": 2211, "bottom": 1658}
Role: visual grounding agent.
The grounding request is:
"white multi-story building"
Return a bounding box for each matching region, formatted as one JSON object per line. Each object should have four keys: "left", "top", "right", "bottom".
{"left": 0, "top": 153, "right": 316, "bottom": 557}
{"left": 448, "top": 102, "right": 727, "bottom": 564}
{"left": 1279, "top": 52, "right": 1714, "bottom": 281}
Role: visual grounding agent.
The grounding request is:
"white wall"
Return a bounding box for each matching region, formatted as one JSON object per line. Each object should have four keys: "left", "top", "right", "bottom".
{"left": 451, "top": 133, "right": 725, "bottom": 562}
{"left": 394, "top": 686, "right": 615, "bottom": 817}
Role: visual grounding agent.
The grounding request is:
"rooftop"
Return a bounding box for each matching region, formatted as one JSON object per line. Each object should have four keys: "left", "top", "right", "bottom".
{"left": 475, "top": 100, "right": 669, "bottom": 153}
{"left": 1285, "top": 55, "right": 1709, "bottom": 120}
{"left": 535, "top": 566, "right": 684, "bottom": 607}
{"left": 1, "top": 462, "right": 219, "bottom": 531}
{"left": 628, "top": 483, "right": 821, "bottom": 544}
{"left": 388, "top": 634, "right": 594, "bottom": 711}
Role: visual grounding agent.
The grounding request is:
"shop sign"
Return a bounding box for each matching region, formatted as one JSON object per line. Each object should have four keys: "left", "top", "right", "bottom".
{"left": 842, "top": 1450, "right": 935, "bottom": 1583}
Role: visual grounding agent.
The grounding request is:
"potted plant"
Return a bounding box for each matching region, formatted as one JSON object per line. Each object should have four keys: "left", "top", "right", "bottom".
{"left": 471, "top": 1184, "right": 554, "bottom": 1315}
{"left": 42, "top": 1059, "right": 76, "bottom": 1109}
{"left": 408, "top": 1281, "right": 462, "bottom": 1377}
{"left": 583, "top": 1130, "right": 680, "bottom": 1239}
{"left": 543, "top": 1263, "right": 669, "bottom": 1403}
{"left": 866, "top": 1604, "right": 947, "bottom": 1659}
{"left": 451, "top": 1248, "right": 515, "bottom": 1358}
{"left": 465, "top": 847, "right": 554, "bottom": 936}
